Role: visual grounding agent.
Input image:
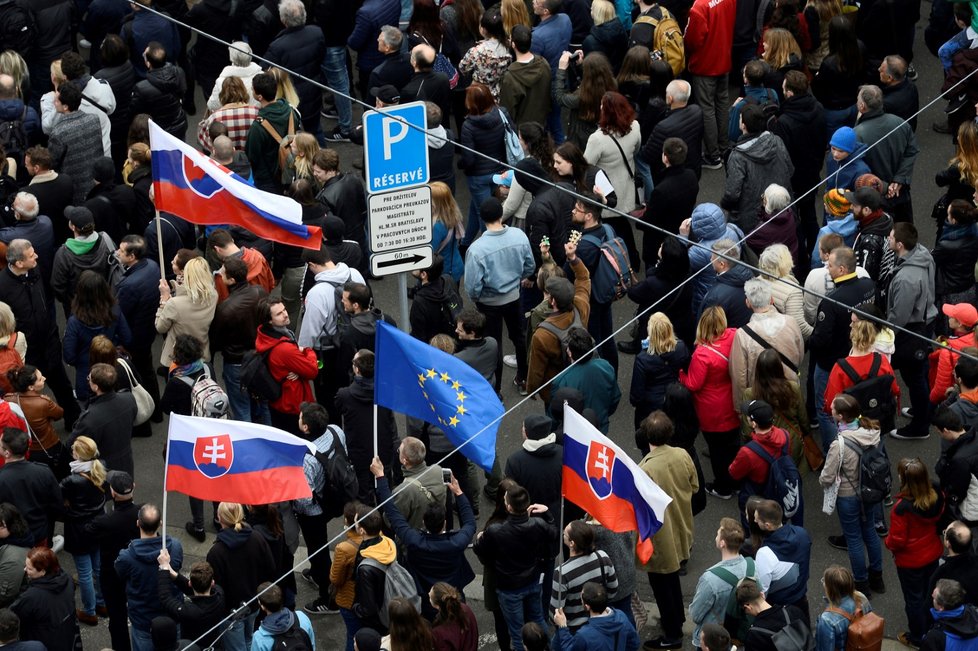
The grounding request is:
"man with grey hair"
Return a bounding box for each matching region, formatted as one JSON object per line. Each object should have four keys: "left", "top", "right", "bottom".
{"left": 641, "top": 79, "right": 705, "bottom": 180}
{"left": 698, "top": 239, "right": 755, "bottom": 329}
{"left": 854, "top": 84, "right": 918, "bottom": 223}
{"left": 401, "top": 43, "right": 451, "bottom": 126}
{"left": 0, "top": 193, "right": 54, "bottom": 287}
{"left": 729, "top": 277, "right": 805, "bottom": 407}
{"left": 0, "top": 238, "right": 80, "bottom": 427}
{"left": 265, "top": 0, "right": 326, "bottom": 140}
{"left": 922, "top": 579, "right": 978, "bottom": 651}
{"left": 878, "top": 55, "right": 919, "bottom": 131}
{"left": 389, "top": 436, "right": 447, "bottom": 530}
{"left": 367, "top": 26, "right": 413, "bottom": 105}
{"left": 205, "top": 42, "right": 263, "bottom": 111}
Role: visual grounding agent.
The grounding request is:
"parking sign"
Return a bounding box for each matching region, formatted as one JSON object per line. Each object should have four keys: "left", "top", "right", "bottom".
{"left": 363, "top": 101, "right": 430, "bottom": 195}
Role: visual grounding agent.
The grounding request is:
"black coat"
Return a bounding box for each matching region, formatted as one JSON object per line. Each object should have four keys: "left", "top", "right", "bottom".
{"left": 85, "top": 498, "right": 142, "bottom": 571}
{"left": 0, "top": 217, "right": 56, "bottom": 287}
{"left": 86, "top": 182, "right": 136, "bottom": 245}
{"left": 459, "top": 108, "right": 507, "bottom": 176}
{"left": 144, "top": 212, "right": 196, "bottom": 279}
{"left": 933, "top": 230, "right": 978, "bottom": 298}
{"left": 10, "top": 571, "right": 76, "bottom": 651}
{"left": 769, "top": 92, "right": 827, "bottom": 188}
{"left": 472, "top": 511, "right": 559, "bottom": 591}
{"left": 94, "top": 62, "right": 136, "bottom": 156}
{"left": 0, "top": 461, "right": 61, "bottom": 545}
{"left": 60, "top": 472, "right": 106, "bottom": 554}
{"left": 409, "top": 276, "right": 458, "bottom": 344}
{"left": 630, "top": 343, "right": 691, "bottom": 426}
{"left": 883, "top": 78, "right": 919, "bottom": 131}
{"left": 0, "top": 269, "right": 56, "bottom": 368}
{"left": 69, "top": 392, "right": 137, "bottom": 478}
{"left": 641, "top": 165, "right": 699, "bottom": 264}
{"left": 936, "top": 429, "right": 978, "bottom": 522}
{"left": 642, "top": 104, "right": 704, "bottom": 181}
{"left": 813, "top": 53, "right": 869, "bottom": 110}
{"left": 116, "top": 257, "right": 162, "bottom": 350}
{"left": 128, "top": 165, "right": 154, "bottom": 234}
{"left": 401, "top": 71, "right": 451, "bottom": 127}
{"left": 627, "top": 266, "right": 696, "bottom": 346}
{"left": 582, "top": 19, "right": 627, "bottom": 72}
{"left": 210, "top": 283, "right": 268, "bottom": 363}
{"left": 367, "top": 52, "right": 414, "bottom": 99}
{"left": 928, "top": 554, "right": 978, "bottom": 607}
{"left": 131, "top": 64, "right": 187, "bottom": 138}
{"left": 336, "top": 377, "right": 397, "bottom": 472}
{"left": 185, "top": 0, "right": 241, "bottom": 81}
{"left": 504, "top": 443, "right": 564, "bottom": 515}
{"left": 316, "top": 173, "right": 368, "bottom": 247}
{"left": 810, "top": 273, "right": 877, "bottom": 369}
{"left": 265, "top": 26, "right": 326, "bottom": 129}
{"left": 157, "top": 570, "right": 227, "bottom": 649}
{"left": 205, "top": 526, "right": 276, "bottom": 612}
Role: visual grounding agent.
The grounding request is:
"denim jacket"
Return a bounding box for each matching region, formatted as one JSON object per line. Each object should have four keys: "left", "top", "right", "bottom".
{"left": 816, "top": 595, "right": 873, "bottom": 651}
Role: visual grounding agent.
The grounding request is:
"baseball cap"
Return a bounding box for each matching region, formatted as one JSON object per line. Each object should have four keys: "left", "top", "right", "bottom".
{"left": 370, "top": 85, "right": 400, "bottom": 104}
{"left": 944, "top": 303, "right": 978, "bottom": 329}
{"left": 64, "top": 206, "right": 94, "bottom": 228}
{"left": 109, "top": 471, "right": 134, "bottom": 496}
{"left": 354, "top": 628, "right": 382, "bottom": 651}
{"left": 492, "top": 170, "right": 513, "bottom": 187}
{"left": 843, "top": 186, "right": 881, "bottom": 211}
{"left": 523, "top": 414, "right": 552, "bottom": 441}
{"left": 744, "top": 399, "right": 775, "bottom": 428}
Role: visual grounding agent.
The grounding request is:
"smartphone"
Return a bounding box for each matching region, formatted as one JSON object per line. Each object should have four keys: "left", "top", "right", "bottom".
{"left": 442, "top": 469, "right": 452, "bottom": 484}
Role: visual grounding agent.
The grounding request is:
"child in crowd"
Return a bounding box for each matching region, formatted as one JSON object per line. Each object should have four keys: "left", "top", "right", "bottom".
{"left": 823, "top": 127, "right": 870, "bottom": 191}
{"left": 811, "top": 189, "right": 857, "bottom": 267}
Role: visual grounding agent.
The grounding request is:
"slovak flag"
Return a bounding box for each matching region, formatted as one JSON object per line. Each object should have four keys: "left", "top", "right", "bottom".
{"left": 562, "top": 406, "right": 672, "bottom": 562}
{"left": 165, "top": 414, "right": 314, "bottom": 503}
{"left": 148, "top": 120, "right": 321, "bottom": 249}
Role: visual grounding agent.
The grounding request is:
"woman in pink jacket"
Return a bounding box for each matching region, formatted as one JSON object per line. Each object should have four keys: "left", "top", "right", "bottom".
{"left": 680, "top": 306, "right": 740, "bottom": 499}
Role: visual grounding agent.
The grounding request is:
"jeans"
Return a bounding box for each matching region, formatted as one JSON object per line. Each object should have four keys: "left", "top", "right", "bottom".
{"left": 898, "top": 562, "right": 938, "bottom": 643}
{"left": 476, "top": 299, "right": 527, "bottom": 390}
{"left": 321, "top": 46, "right": 353, "bottom": 135}
{"left": 690, "top": 74, "right": 730, "bottom": 158}
{"left": 131, "top": 626, "right": 154, "bottom": 651}
{"left": 223, "top": 362, "right": 271, "bottom": 424}
{"left": 462, "top": 173, "right": 494, "bottom": 247}
{"left": 74, "top": 550, "right": 104, "bottom": 615}
{"left": 280, "top": 265, "right": 306, "bottom": 331}
{"left": 634, "top": 154, "right": 654, "bottom": 205}
{"left": 814, "top": 364, "right": 836, "bottom": 453}
{"left": 497, "top": 583, "right": 545, "bottom": 651}
{"left": 340, "top": 607, "right": 361, "bottom": 651}
{"left": 222, "top": 609, "right": 259, "bottom": 651}
{"left": 703, "top": 427, "right": 741, "bottom": 496}
{"left": 836, "top": 494, "right": 882, "bottom": 582}
{"left": 547, "top": 96, "right": 565, "bottom": 144}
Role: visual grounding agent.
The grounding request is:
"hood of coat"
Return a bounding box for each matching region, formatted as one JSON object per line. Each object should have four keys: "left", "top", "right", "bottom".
{"left": 216, "top": 524, "right": 256, "bottom": 550}
{"left": 426, "top": 124, "right": 451, "bottom": 149}
{"left": 896, "top": 243, "right": 935, "bottom": 273}
{"left": 260, "top": 609, "right": 296, "bottom": 635}
{"left": 360, "top": 535, "right": 397, "bottom": 564}
{"left": 514, "top": 157, "right": 549, "bottom": 195}
{"left": 691, "top": 203, "right": 727, "bottom": 241}
{"left": 732, "top": 131, "right": 785, "bottom": 163}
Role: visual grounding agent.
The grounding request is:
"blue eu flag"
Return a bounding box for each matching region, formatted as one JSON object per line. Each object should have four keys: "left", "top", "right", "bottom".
{"left": 375, "top": 321, "right": 502, "bottom": 472}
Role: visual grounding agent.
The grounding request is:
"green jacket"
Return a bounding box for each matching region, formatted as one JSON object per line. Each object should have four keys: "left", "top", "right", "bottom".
{"left": 245, "top": 99, "right": 295, "bottom": 192}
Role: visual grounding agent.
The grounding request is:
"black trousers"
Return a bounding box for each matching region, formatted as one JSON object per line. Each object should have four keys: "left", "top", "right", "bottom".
{"left": 476, "top": 299, "right": 527, "bottom": 390}
{"left": 101, "top": 566, "right": 131, "bottom": 651}
{"left": 647, "top": 570, "right": 685, "bottom": 639}
{"left": 296, "top": 512, "right": 332, "bottom": 600}
{"left": 702, "top": 427, "right": 742, "bottom": 495}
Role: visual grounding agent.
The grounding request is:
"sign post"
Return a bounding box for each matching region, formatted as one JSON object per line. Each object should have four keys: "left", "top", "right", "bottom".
{"left": 363, "top": 102, "right": 431, "bottom": 331}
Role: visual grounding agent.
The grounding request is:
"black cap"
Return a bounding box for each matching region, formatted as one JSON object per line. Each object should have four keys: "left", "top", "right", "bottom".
{"left": 109, "top": 471, "right": 134, "bottom": 496}
{"left": 92, "top": 157, "right": 115, "bottom": 185}
{"left": 370, "top": 85, "right": 400, "bottom": 104}
{"left": 64, "top": 206, "right": 94, "bottom": 228}
{"left": 844, "top": 186, "right": 882, "bottom": 211}
{"left": 354, "top": 628, "right": 382, "bottom": 651}
{"left": 744, "top": 399, "right": 775, "bottom": 428}
{"left": 524, "top": 414, "right": 552, "bottom": 440}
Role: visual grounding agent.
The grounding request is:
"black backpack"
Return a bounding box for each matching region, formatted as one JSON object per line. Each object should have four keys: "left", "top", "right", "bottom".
{"left": 312, "top": 426, "right": 359, "bottom": 518}
{"left": 537, "top": 308, "right": 585, "bottom": 368}
{"left": 439, "top": 278, "right": 464, "bottom": 336}
{"left": 841, "top": 436, "right": 892, "bottom": 506}
{"left": 239, "top": 346, "right": 282, "bottom": 402}
{"left": 272, "top": 618, "right": 312, "bottom": 650}
{"left": 0, "top": 0, "right": 35, "bottom": 59}
{"left": 838, "top": 353, "right": 897, "bottom": 432}
{"left": 0, "top": 106, "right": 28, "bottom": 166}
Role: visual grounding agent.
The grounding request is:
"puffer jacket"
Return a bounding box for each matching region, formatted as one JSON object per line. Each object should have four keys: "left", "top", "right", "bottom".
{"left": 721, "top": 131, "right": 795, "bottom": 232}
{"left": 885, "top": 486, "right": 944, "bottom": 569}
{"left": 930, "top": 331, "right": 977, "bottom": 404}
{"left": 131, "top": 64, "right": 187, "bottom": 138}
{"left": 680, "top": 328, "right": 740, "bottom": 432}
{"left": 683, "top": 203, "right": 746, "bottom": 312}
{"left": 819, "top": 424, "right": 880, "bottom": 497}
{"left": 60, "top": 471, "right": 107, "bottom": 554}
{"left": 699, "top": 262, "right": 756, "bottom": 329}
{"left": 518, "top": 158, "right": 572, "bottom": 267}
{"left": 459, "top": 107, "right": 507, "bottom": 176}
{"left": 582, "top": 19, "right": 628, "bottom": 71}
{"left": 630, "top": 343, "right": 691, "bottom": 425}
{"left": 934, "top": 222, "right": 978, "bottom": 297}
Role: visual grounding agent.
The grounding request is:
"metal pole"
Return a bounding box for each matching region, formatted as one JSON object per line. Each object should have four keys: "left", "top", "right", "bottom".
{"left": 397, "top": 272, "right": 410, "bottom": 333}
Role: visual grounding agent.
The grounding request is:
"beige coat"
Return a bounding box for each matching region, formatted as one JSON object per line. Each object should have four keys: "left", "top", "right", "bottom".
{"left": 729, "top": 309, "right": 805, "bottom": 408}
{"left": 637, "top": 445, "right": 698, "bottom": 574}
{"left": 155, "top": 292, "right": 218, "bottom": 366}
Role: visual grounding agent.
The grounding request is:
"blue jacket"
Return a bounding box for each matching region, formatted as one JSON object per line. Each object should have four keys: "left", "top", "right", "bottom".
{"left": 553, "top": 608, "right": 641, "bottom": 651}
{"left": 251, "top": 609, "right": 316, "bottom": 651}
{"left": 63, "top": 308, "right": 132, "bottom": 401}
{"left": 698, "top": 262, "right": 755, "bottom": 329}
{"left": 532, "top": 14, "right": 573, "bottom": 73}
{"left": 811, "top": 214, "right": 858, "bottom": 268}
{"left": 728, "top": 87, "right": 779, "bottom": 143}
{"left": 823, "top": 142, "right": 871, "bottom": 191}
{"left": 923, "top": 605, "right": 978, "bottom": 651}
{"left": 463, "top": 226, "right": 535, "bottom": 306}
{"left": 124, "top": 10, "right": 181, "bottom": 78}
{"left": 432, "top": 221, "right": 463, "bottom": 282}
{"left": 0, "top": 99, "right": 39, "bottom": 144}
{"left": 115, "top": 536, "right": 184, "bottom": 631}
{"left": 816, "top": 596, "right": 871, "bottom": 651}
{"left": 760, "top": 523, "right": 811, "bottom": 606}
{"left": 347, "top": 0, "right": 401, "bottom": 71}
{"left": 682, "top": 203, "right": 745, "bottom": 312}
{"left": 116, "top": 257, "right": 162, "bottom": 349}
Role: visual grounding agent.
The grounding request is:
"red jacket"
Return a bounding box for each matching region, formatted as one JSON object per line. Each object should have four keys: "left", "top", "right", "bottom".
{"left": 216, "top": 247, "right": 276, "bottom": 302}
{"left": 824, "top": 352, "right": 901, "bottom": 414}
{"left": 929, "top": 332, "right": 976, "bottom": 404}
{"left": 729, "top": 426, "right": 788, "bottom": 485}
{"left": 680, "top": 328, "right": 740, "bottom": 432}
{"left": 684, "top": 0, "right": 736, "bottom": 76}
{"left": 884, "top": 490, "right": 945, "bottom": 569}
{"left": 255, "top": 325, "right": 318, "bottom": 414}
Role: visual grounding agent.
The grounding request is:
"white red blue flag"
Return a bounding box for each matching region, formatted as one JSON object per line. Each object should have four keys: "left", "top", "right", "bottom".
{"left": 562, "top": 406, "right": 672, "bottom": 562}
{"left": 148, "top": 120, "right": 321, "bottom": 249}
{"left": 165, "top": 414, "right": 314, "bottom": 503}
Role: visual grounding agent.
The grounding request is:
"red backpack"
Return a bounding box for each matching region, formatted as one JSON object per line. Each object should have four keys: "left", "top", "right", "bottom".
{"left": 0, "top": 333, "right": 24, "bottom": 395}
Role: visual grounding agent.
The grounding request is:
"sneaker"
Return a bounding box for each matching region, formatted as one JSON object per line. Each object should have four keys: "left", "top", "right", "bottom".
{"left": 907, "top": 63, "right": 918, "bottom": 81}
{"left": 891, "top": 427, "right": 930, "bottom": 441}
{"left": 321, "top": 107, "right": 339, "bottom": 120}
{"left": 828, "top": 535, "right": 848, "bottom": 550}
{"left": 324, "top": 127, "right": 350, "bottom": 142}
{"left": 899, "top": 632, "right": 919, "bottom": 648}
{"left": 303, "top": 598, "right": 340, "bottom": 615}
{"left": 77, "top": 610, "right": 99, "bottom": 626}
{"left": 643, "top": 637, "right": 684, "bottom": 650}
{"left": 901, "top": 407, "right": 914, "bottom": 418}
{"left": 513, "top": 378, "right": 527, "bottom": 396}
{"left": 184, "top": 522, "right": 206, "bottom": 543}
{"left": 52, "top": 535, "right": 64, "bottom": 553}
{"left": 702, "top": 155, "right": 723, "bottom": 170}
{"left": 300, "top": 568, "right": 319, "bottom": 589}
{"left": 503, "top": 354, "right": 518, "bottom": 368}
{"left": 705, "top": 483, "right": 733, "bottom": 500}
{"left": 809, "top": 420, "right": 820, "bottom": 429}
{"left": 79, "top": 39, "right": 92, "bottom": 49}
{"left": 875, "top": 522, "right": 889, "bottom": 537}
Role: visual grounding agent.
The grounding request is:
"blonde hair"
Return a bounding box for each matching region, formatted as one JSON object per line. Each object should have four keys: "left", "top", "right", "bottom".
{"left": 429, "top": 334, "right": 456, "bottom": 353}
{"left": 849, "top": 319, "right": 878, "bottom": 353}
{"left": 49, "top": 60, "right": 65, "bottom": 89}
{"left": 72, "top": 436, "right": 107, "bottom": 488}
{"left": 0, "top": 302, "right": 15, "bottom": 338}
{"left": 952, "top": 121, "right": 978, "bottom": 190}
{"left": 646, "top": 312, "right": 678, "bottom": 355}
{"left": 501, "top": 0, "right": 531, "bottom": 36}
{"left": 291, "top": 132, "right": 318, "bottom": 181}
{"left": 181, "top": 257, "right": 217, "bottom": 305}
{"left": 758, "top": 244, "right": 794, "bottom": 279}
{"left": 430, "top": 181, "right": 463, "bottom": 232}
{"left": 217, "top": 502, "right": 246, "bottom": 531}
{"left": 0, "top": 51, "right": 28, "bottom": 99}
{"left": 695, "top": 306, "right": 727, "bottom": 345}
{"left": 591, "top": 0, "right": 616, "bottom": 23}
{"left": 269, "top": 67, "right": 299, "bottom": 108}
{"left": 763, "top": 28, "right": 802, "bottom": 69}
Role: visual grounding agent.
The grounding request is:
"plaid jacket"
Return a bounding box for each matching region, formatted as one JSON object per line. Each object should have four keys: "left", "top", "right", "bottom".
{"left": 197, "top": 104, "right": 260, "bottom": 153}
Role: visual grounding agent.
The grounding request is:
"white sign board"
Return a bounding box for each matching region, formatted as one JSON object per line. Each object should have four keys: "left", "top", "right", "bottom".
{"left": 370, "top": 245, "right": 433, "bottom": 277}
{"left": 368, "top": 186, "right": 433, "bottom": 253}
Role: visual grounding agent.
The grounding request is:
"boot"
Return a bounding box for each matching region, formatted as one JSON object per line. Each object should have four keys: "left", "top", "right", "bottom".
{"left": 854, "top": 580, "right": 872, "bottom": 598}
{"left": 869, "top": 570, "right": 886, "bottom": 594}
{"left": 617, "top": 339, "right": 642, "bottom": 355}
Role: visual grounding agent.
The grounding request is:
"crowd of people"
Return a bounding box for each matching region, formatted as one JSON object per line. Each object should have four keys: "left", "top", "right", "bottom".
{"left": 0, "top": 0, "right": 975, "bottom": 649}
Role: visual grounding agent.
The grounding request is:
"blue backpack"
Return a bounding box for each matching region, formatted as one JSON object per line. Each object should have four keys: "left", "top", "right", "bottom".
{"left": 745, "top": 436, "right": 803, "bottom": 525}
{"left": 581, "top": 224, "right": 638, "bottom": 304}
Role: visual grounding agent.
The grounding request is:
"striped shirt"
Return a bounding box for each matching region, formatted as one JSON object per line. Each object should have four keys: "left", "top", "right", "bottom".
{"left": 550, "top": 550, "right": 619, "bottom": 631}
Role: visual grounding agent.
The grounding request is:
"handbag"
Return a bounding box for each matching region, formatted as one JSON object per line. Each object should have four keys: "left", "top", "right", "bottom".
{"left": 117, "top": 358, "right": 154, "bottom": 426}
{"left": 498, "top": 108, "right": 525, "bottom": 166}
{"left": 822, "top": 440, "right": 844, "bottom": 515}
{"left": 609, "top": 135, "right": 644, "bottom": 215}
{"left": 412, "top": 33, "right": 460, "bottom": 88}
{"left": 802, "top": 430, "right": 825, "bottom": 472}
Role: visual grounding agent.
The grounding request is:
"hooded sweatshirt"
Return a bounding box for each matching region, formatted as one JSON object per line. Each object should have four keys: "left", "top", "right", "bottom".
{"left": 51, "top": 232, "right": 115, "bottom": 305}
{"left": 206, "top": 525, "right": 276, "bottom": 613}
{"left": 819, "top": 424, "right": 880, "bottom": 497}
{"left": 115, "top": 536, "right": 185, "bottom": 630}
{"left": 251, "top": 608, "right": 316, "bottom": 651}
{"left": 298, "top": 264, "right": 365, "bottom": 347}
{"left": 721, "top": 131, "right": 794, "bottom": 232}
{"left": 552, "top": 607, "right": 641, "bottom": 651}
{"left": 888, "top": 244, "right": 938, "bottom": 327}
{"left": 498, "top": 54, "right": 553, "bottom": 127}
{"left": 924, "top": 604, "right": 978, "bottom": 651}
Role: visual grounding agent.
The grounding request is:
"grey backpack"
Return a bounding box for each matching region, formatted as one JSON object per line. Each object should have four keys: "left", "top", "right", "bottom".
{"left": 359, "top": 557, "right": 422, "bottom": 627}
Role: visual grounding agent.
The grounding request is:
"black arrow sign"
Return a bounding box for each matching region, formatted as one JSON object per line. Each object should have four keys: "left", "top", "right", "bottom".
{"left": 377, "top": 253, "right": 426, "bottom": 268}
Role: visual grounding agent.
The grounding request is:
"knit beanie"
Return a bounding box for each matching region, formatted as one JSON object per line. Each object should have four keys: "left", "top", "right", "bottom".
{"left": 823, "top": 189, "right": 851, "bottom": 217}
{"left": 829, "top": 126, "right": 857, "bottom": 153}
{"left": 854, "top": 173, "right": 886, "bottom": 195}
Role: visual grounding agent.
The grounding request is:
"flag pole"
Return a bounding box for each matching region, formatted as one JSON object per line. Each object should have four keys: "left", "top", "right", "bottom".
{"left": 155, "top": 209, "right": 165, "bottom": 284}
{"left": 556, "top": 496, "right": 566, "bottom": 606}
{"left": 161, "top": 426, "right": 171, "bottom": 551}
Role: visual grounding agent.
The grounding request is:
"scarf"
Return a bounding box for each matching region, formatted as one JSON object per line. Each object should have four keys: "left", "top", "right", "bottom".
{"left": 940, "top": 221, "right": 978, "bottom": 243}
{"left": 70, "top": 459, "right": 95, "bottom": 475}
{"left": 523, "top": 433, "right": 556, "bottom": 452}
{"left": 169, "top": 358, "right": 205, "bottom": 379}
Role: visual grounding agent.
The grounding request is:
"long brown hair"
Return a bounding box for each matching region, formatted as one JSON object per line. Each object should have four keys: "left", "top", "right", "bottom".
{"left": 387, "top": 596, "right": 434, "bottom": 650}
{"left": 72, "top": 271, "right": 116, "bottom": 327}
{"left": 577, "top": 53, "right": 617, "bottom": 123}
{"left": 751, "top": 349, "right": 798, "bottom": 413}
{"left": 431, "top": 582, "right": 470, "bottom": 632}
{"left": 897, "top": 458, "right": 938, "bottom": 511}
{"left": 952, "top": 121, "right": 978, "bottom": 190}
